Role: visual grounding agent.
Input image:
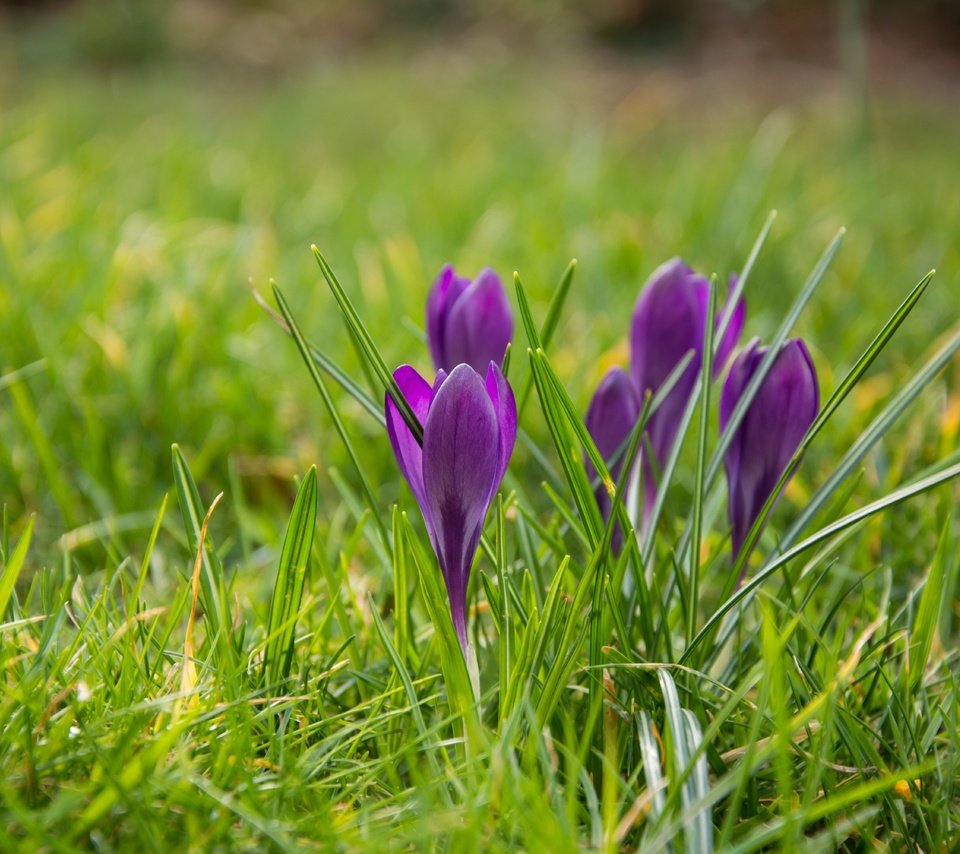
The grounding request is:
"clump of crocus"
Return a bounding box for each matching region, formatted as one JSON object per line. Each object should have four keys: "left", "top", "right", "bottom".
{"left": 426, "top": 265, "right": 514, "bottom": 375}
{"left": 720, "top": 337, "right": 819, "bottom": 571}
{"left": 385, "top": 361, "right": 517, "bottom": 654}
{"left": 586, "top": 258, "right": 744, "bottom": 537}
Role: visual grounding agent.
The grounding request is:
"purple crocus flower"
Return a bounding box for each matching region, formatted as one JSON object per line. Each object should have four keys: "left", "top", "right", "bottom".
{"left": 584, "top": 367, "right": 641, "bottom": 549}
{"left": 629, "top": 258, "right": 745, "bottom": 520}
{"left": 385, "top": 361, "right": 517, "bottom": 653}
{"left": 720, "top": 338, "right": 819, "bottom": 563}
{"left": 426, "top": 265, "right": 514, "bottom": 375}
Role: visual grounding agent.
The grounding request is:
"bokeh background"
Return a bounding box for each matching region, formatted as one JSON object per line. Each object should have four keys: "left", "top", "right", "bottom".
{"left": 1, "top": 0, "right": 958, "bottom": 570}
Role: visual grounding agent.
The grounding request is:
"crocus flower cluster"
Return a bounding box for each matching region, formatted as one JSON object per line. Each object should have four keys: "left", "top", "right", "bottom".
{"left": 383, "top": 257, "right": 819, "bottom": 658}
{"left": 585, "top": 258, "right": 744, "bottom": 537}
{"left": 386, "top": 266, "right": 516, "bottom": 653}
{"left": 584, "top": 258, "right": 819, "bottom": 568}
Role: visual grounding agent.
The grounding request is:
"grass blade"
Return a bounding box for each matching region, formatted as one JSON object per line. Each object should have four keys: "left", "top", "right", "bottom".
{"left": 254, "top": 287, "right": 385, "bottom": 425}
{"left": 0, "top": 516, "right": 33, "bottom": 618}
{"left": 172, "top": 444, "right": 230, "bottom": 658}
{"left": 273, "top": 283, "right": 390, "bottom": 550}
{"left": 311, "top": 246, "right": 423, "bottom": 444}
{"left": 907, "top": 514, "right": 953, "bottom": 694}
{"left": 687, "top": 281, "right": 717, "bottom": 645}
{"left": 263, "top": 466, "right": 318, "bottom": 687}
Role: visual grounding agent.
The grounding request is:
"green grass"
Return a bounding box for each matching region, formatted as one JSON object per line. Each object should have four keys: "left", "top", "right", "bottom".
{"left": 1, "top": 32, "right": 959, "bottom": 850}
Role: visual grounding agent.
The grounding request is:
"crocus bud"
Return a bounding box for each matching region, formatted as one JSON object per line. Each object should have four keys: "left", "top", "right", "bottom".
{"left": 720, "top": 338, "right": 819, "bottom": 563}
{"left": 426, "top": 265, "right": 514, "bottom": 375}
{"left": 584, "top": 367, "right": 641, "bottom": 549}
{"left": 386, "top": 361, "right": 517, "bottom": 653}
{"left": 630, "top": 259, "right": 744, "bottom": 514}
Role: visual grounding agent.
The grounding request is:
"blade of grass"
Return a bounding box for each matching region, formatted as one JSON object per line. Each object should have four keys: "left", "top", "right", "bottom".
{"left": 0, "top": 516, "right": 33, "bottom": 618}
{"left": 263, "top": 466, "right": 318, "bottom": 687}
{"left": 272, "top": 284, "right": 390, "bottom": 550}
{"left": 311, "top": 246, "right": 422, "bottom": 443}
{"left": 907, "top": 514, "right": 953, "bottom": 694}
{"left": 253, "top": 287, "right": 385, "bottom": 425}
{"left": 687, "top": 281, "right": 717, "bottom": 646}
{"left": 513, "top": 260, "right": 577, "bottom": 417}
{"left": 171, "top": 444, "right": 232, "bottom": 662}
{"left": 636, "top": 711, "right": 667, "bottom": 828}
{"left": 705, "top": 228, "right": 846, "bottom": 489}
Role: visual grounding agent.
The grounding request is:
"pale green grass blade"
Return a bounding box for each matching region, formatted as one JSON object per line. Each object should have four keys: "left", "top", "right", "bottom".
{"left": 636, "top": 711, "right": 667, "bottom": 828}
{"left": 494, "top": 495, "right": 513, "bottom": 724}
{"left": 658, "top": 670, "right": 713, "bottom": 853}
{"left": 391, "top": 506, "right": 415, "bottom": 667}
{"left": 0, "top": 359, "right": 46, "bottom": 393}
{"left": 681, "top": 709, "right": 713, "bottom": 854}
{"left": 128, "top": 493, "right": 168, "bottom": 621}
{"left": 714, "top": 210, "right": 776, "bottom": 351}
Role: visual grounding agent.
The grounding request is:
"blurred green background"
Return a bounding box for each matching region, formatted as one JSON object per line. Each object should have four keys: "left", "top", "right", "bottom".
{"left": 1, "top": 0, "right": 958, "bottom": 571}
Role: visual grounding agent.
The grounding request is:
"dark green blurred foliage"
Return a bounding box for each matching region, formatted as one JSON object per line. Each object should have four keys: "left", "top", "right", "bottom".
{"left": 1, "top": 0, "right": 169, "bottom": 65}
{"left": 68, "top": 0, "right": 168, "bottom": 64}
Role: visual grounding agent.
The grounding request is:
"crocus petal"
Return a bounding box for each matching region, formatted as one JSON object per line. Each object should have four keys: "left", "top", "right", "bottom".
{"left": 484, "top": 361, "right": 518, "bottom": 499}
{"left": 443, "top": 268, "right": 514, "bottom": 374}
{"left": 426, "top": 265, "right": 470, "bottom": 371}
{"left": 432, "top": 368, "right": 448, "bottom": 396}
{"left": 585, "top": 367, "right": 641, "bottom": 486}
{"left": 422, "top": 364, "right": 501, "bottom": 648}
{"left": 719, "top": 337, "right": 763, "bottom": 513}
{"left": 629, "top": 258, "right": 709, "bottom": 469}
{"left": 722, "top": 339, "right": 819, "bottom": 560}
{"left": 630, "top": 258, "right": 708, "bottom": 398}
{"left": 385, "top": 365, "right": 436, "bottom": 536}
{"left": 585, "top": 367, "right": 642, "bottom": 549}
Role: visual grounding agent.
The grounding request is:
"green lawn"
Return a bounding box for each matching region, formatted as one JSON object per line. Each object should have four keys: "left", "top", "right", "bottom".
{"left": 1, "top": 31, "right": 959, "bottom": 850}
